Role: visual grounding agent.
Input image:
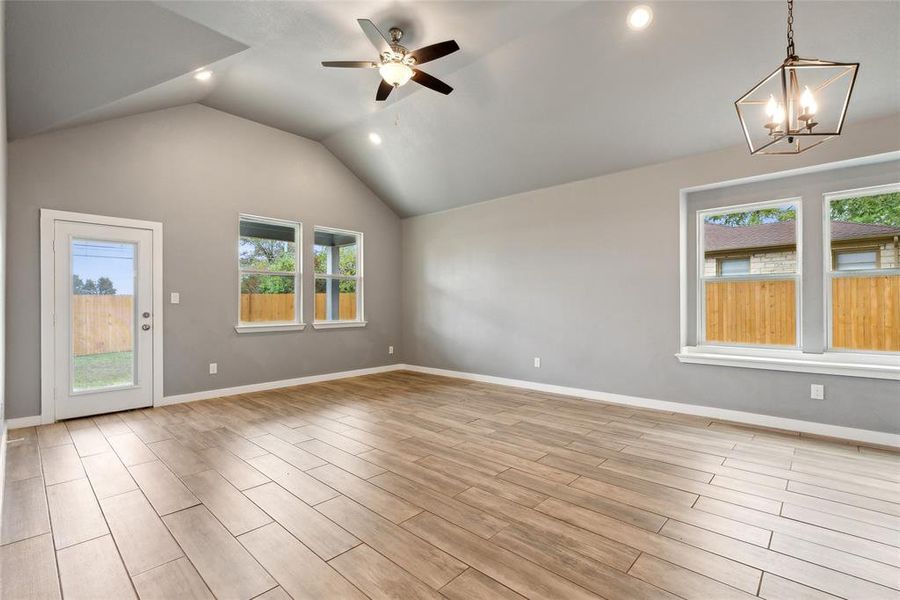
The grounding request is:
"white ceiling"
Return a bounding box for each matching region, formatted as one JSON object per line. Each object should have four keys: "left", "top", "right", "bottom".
{"left": 6, "top": 1, "right": 899, "bottom": 216}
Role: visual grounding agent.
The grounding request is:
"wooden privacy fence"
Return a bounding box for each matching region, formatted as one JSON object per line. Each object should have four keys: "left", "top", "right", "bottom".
{"left": 706, "top": 275, "right": 900, "bottom": 350}
{"left": 239, "top": 293, "right": 357, "bottom": 322}
{"left": 72, "top": 295, "right": 133, "bottom": 356}
{"left": 705, "top": 279, "right": 796, "bottom": 346}
{"left": 832, "top": 275, "right": 900, "bottom": 351}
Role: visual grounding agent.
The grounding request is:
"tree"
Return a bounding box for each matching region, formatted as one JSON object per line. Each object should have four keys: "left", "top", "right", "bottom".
{"left": 73, "top": 274, "right": 117, "bottom": 295}
{"left": 96, "top": 277, "right": 117, "bottom": 295}
{"left": 830, "top": 193, "right": 900, "bottom": 227}
{"left": 705, "top": 207, "right": 796, "bottom": 227}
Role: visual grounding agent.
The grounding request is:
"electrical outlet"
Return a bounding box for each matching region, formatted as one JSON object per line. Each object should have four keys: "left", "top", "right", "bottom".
{"left": 209, "top": 363, "right": 218, "bottom": 375}
{"left": 533, "top": 357, "right": 541, "bottom": 368}
{"left": 810, "top": 384, "right": 824, "bottom": 400}
{"left": 170, "top": 292, "right": 180, "bottom": 304}
{"left": 388, "top": 346, "right": 394, "bottom": 355}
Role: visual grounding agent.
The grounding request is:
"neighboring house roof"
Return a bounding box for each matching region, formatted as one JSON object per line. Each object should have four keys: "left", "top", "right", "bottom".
{"left": 705, "top": 220, "right": 900, "bottom": 252}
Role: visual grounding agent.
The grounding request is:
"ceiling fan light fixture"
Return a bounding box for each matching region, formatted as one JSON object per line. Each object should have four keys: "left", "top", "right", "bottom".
{"left": 379, "top": 61, "right": 414, "bottom": 87}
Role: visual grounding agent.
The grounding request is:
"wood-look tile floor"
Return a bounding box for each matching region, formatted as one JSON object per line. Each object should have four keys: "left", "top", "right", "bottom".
{"left": 2, "top": 370, "right": 899, "bottom": 600}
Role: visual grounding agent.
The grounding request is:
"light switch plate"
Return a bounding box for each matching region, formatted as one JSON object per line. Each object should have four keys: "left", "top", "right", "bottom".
{"left": 170, "top": 292, "right": 180, "bottom": 304}
{"left": 810, "top": 384, "right": 824, "bottom": 400}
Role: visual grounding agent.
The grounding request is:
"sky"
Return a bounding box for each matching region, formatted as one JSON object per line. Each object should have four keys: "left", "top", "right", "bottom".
{"left": 71, "top": 239, "right": 136, "bottom": 295}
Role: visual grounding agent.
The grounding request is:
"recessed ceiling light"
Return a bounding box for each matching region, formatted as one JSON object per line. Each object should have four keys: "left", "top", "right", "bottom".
{"left": 368, "top": 132, "right": 382, "bottom": 145}
{"left": 627, "top": 5, "right": 653, "bottom": 30}
{"left": 193, "top": 70, "right": 213, "bottom": 82}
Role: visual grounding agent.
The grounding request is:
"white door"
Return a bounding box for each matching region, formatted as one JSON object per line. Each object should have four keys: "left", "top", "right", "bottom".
{"left": 53, "top": 221, "right": 155, "bottom": 419}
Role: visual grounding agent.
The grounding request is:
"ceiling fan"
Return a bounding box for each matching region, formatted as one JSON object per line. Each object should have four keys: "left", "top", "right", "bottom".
{"left": 322, "top": 19, "right": 460, "bottom": 101}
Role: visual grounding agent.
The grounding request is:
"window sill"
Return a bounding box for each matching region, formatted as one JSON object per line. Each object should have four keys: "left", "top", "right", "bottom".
{"left": 312, "top": 321, "right": 367, "bottom": 330}
{"left": 676, "top": 346, "right": 900, "bottom": 380}
{"left": 235, "top": 323, "right": 306, "bottom": 334}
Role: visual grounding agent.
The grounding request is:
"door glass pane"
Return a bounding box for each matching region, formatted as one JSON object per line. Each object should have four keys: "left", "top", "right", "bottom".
{"left": 71, "top": 239, "right": 136, "bottom": 391}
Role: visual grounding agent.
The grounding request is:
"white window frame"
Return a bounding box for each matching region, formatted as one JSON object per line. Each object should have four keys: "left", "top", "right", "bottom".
{"left": 235, "top": 214, "right": 304, "bottom": 333}
{"left": 676, "top": 154, "right": 900, "bottom": 380}
{"left": 697, "top": 197, "right": 803, "bottom": 350}
{"left": 312, "top": 226, "right": 366, "bottom": 329}
{"left": 823, "top": 182, "right": 900, "bottom": 355}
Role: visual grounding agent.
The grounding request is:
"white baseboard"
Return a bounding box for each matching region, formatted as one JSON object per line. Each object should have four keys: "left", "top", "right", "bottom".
{"left": 402, "top": 364, "right": 900, "bottom": 448}
{"left": 5, "top": 415, "right": 43, "bottom": 429}
{"left": 7, "top": 361, "right": 896, "bottom": 448}
{"left": 159, "top": 363, "right": 406, "bottom": 406}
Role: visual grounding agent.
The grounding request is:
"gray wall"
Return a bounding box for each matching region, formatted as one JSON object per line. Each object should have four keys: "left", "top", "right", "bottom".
{"left": 402, "top": 113, "right": 900, "bottom": 434}
{"left": 7, "top": 104, "right": 401, "bottom": 419}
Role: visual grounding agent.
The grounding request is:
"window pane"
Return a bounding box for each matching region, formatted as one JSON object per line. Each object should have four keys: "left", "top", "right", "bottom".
{"left": 835, "top": 251, "right": 877, "bottom": 271}
{"left": 314, "top": 229, "right": 359, "bottom": 275}
{"left": 704, "top": 205, "right": 797, "bottom": 276}
{"left": 240, "top": 219, "right": 296, "bottom": 272}
{"left": 315, "top": 277, "right": 357, "bottom": 321}
{"left": 705, "top": 279, "right": 796, "bottom": 346}
{"left": 830, "top": 193, "right": 900, "bottom": 271}
{"left": 71, "top": 239, "right": 136, "bottom": 391}
{"left": 829, "top": 191, "right": 900, "bottom": 351}
{"left": 719, "top": 257, "right": 750, "bottom": 276}
{"left": 240, "top": 274, "right": 296, "bottom": 323}
{"left": 702, "top": 203, "right": 797, "bottom": 346}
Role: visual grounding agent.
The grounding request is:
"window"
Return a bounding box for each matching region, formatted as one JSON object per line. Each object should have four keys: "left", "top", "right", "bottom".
{"left": 237, "top": 215, "right": 302, "bottom": 332}
{"left": 313, "top": 227, "right": 364, "bottom": 328}
{"left": 834, "top": 249, "right": 877, "bottom": 271}
{"left": 718, "top": 257, "right": 751, "bottom": 276}
{"left": 827, "top": 186, "right": 900, "bottom": 352}
{"left": 700, "top": 200, "right": 799, "bottom": 347}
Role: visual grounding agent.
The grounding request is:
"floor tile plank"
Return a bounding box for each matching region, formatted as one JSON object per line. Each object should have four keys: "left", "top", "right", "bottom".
{"left": 100, "top": 489, "right": 183, "bottom": 576}
{"left": 131, "top": 557, "right": 214, "bottom": 600}
{"left": 56, "top": 535, "right": 136, "bottom": 600}
{"left": 328, "top": 543, "right": 442, "bottom": 599}
{"left": 163, "top": 506, "right": 275, "bottom": 600}
{"left": 182, "top": 470, "right": 272, "bottom": 535}
{"left": 244, "top": 482, "right": 359, "bottom": 560}
{"left": 129, "top": 460, "right": 200, "bottom": 516}
{"left": 316, "top": 495, "right": 466, "bottom": 589}
{"left": 46, "top": 478, "right": 109, "bottom": 549}
{"left": 238, "top": 522, "right": 365, "bottom": 599}
{"left": 0, "top": 533, "right": 61, "bottom": 600}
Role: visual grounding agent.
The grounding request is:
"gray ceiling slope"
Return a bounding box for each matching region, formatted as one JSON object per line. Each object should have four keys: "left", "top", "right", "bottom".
{"left": 4, "top": 1, "right": 248, "bottom": 139}
{"left": 6, "top": 2, "right": 899, "bottom": 216}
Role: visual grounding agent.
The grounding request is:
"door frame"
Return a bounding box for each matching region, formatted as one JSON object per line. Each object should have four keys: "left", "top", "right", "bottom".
{"left": 40, "top": 209, "right": 164, "bottom": 424}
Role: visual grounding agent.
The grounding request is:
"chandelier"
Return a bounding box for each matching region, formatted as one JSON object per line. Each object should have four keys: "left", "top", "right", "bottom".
{"left": 735, "top": 0, "right": 859, "bottom": 155}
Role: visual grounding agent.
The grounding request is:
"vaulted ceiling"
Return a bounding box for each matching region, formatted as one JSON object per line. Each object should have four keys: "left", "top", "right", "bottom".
{"left": 6, "top": 1, "right": 900, "bottom": 216}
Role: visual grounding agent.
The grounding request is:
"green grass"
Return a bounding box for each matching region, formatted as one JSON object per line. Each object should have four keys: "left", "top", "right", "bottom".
{"left": 74, "top": 351, "right": 133, "bottom": 391}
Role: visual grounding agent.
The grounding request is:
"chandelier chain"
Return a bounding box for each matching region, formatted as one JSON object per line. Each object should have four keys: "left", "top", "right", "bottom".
{"left": 786, "top": 0, "right": 796, "bottom": 59}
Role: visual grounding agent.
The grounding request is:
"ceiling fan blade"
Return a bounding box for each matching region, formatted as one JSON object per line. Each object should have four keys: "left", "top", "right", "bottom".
{"left": 376, "top": 79, "right": 394, "bottom": 101}
{"left": 409, "top": 40, "right": 460, "bottom": 65}
{"left": 321, "top": 61, "right": 377, "bottom": 68}
{"left": 358, "top": 19, "right": 392, "bottom": 53}
{"left": 411, "top": 69, "right": 453, "bottom": 95}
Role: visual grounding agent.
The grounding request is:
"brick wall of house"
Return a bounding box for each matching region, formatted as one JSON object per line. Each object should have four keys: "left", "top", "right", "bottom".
{"left": 880, "top": 241, "right": 899, "bottom": 269}
{"left": 704, "top": 239, "right": 899, "bottom": 276}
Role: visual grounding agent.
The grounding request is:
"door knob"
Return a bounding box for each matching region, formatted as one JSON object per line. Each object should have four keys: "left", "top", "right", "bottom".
{"left": 142, "top": 324, "right": 151, "bottom": 331}
{"left": 142, "top": 312, "right": 151, "bottom": 318}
